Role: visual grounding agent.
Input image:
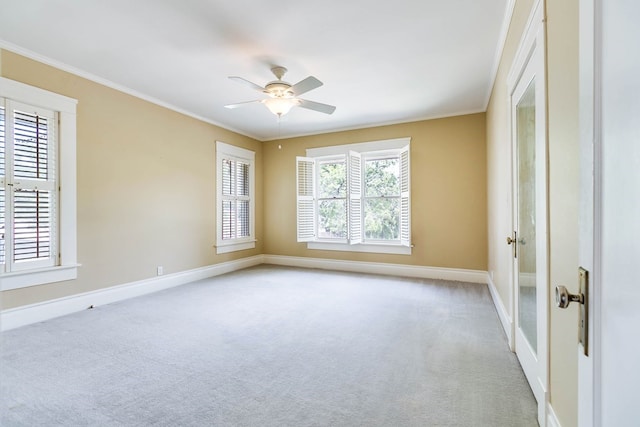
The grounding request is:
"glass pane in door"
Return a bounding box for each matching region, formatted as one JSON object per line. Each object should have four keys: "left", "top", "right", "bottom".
{"left": 517, "top": 79, "right": 537, "bottom": 353}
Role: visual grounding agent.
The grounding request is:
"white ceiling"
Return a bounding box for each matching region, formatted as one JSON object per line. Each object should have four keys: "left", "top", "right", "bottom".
{"left": 0, "top": 0, "right": 509, "bottom": 141}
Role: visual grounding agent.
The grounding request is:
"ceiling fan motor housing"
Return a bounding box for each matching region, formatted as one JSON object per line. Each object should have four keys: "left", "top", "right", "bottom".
{"left": 265, "top": 81, "right": 294, "bottom": 98}
{"left": 271, "top": 66, "right": 288, "bottom": 80}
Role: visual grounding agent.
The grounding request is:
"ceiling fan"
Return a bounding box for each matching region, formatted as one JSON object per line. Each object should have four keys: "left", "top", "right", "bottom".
{"left": 225, "top": 66, "right": 336, "bottom": 117}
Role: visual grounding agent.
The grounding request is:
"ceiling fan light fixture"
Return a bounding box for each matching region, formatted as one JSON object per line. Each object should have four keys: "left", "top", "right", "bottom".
{"left": 264, "top": 81, "right": 293, "bottom": 97}
{"left": 263, "top": 97, "right": 299, "bottom": 117}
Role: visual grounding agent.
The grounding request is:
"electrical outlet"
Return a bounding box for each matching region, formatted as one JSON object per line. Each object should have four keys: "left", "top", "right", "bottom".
{"left": 157, "top": 266, "right": 163, "bottom": 276}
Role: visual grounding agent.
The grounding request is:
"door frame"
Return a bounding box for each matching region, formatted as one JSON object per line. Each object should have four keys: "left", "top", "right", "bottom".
{"left": 506, "top": 1, "right": 549, "bottom": 425}
{"left": 578, "top": 0, "right": 600, "bottom": 424}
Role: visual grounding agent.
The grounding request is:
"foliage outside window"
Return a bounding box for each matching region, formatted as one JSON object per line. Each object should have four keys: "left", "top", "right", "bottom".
{"left": 364, "top": 156, "right": 400, "bottom": 240}
{"left": 317, "top": 159, "right": 347, "bottom": 239}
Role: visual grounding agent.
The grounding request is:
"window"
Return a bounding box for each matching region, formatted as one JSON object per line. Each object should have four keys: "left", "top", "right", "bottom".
{"left": 216, "top": 141, "right": 255, "bottom": 254}
{"left": 364, "top": 155, "right": 401, "bottom": 240}
{"left": 296, "top": 137, "right": 411, "bottom": 255}
{"left": 317, "top": 157, "right": 347, "bottom": 239}
{"left": 0, "top": 77, "right": 78, "bottom": 290}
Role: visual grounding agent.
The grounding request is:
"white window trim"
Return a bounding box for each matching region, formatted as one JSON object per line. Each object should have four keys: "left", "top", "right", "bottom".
{"left": 308, "top": 241, "right": 412, "bottom": 255}
{"left": 0, "top": 77, "right": 78, "bottom": 291}
{"left": 215, "top": 141, "right": 255, "bottom": 254}
{"left": 306, "top": 137, "right": 410, "bottom": 158}
{"left": 301, "top": 137, "right": 412, "bottom": 256}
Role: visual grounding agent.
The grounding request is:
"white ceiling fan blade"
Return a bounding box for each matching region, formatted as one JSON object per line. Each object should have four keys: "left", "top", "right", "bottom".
{"left": 228, "top": 76, "right": 266, "bottom": 93}
{"left": 291, "top": 76, "right": 323, "bottom": 96}
{"left": 224, "top": 100, "right": 261, "bottom": 109}
{"left": 298, "top": 99, "right": 336, "bottom": 115}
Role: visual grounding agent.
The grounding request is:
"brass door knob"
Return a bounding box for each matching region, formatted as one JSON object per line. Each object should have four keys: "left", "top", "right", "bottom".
{"left": 555, "top": 285, "right": 584, "bottom": 309}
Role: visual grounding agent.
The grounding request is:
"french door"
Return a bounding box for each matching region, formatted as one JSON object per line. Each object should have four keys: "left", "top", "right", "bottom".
{"left": 508, "top": 3, "right": 548, "bottom": 425}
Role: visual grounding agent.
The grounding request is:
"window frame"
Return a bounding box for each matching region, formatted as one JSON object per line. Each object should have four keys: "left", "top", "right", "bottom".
{"left": 215, "top": 141, "right": 255, "bottom": 254}
{"left": 297, "top": 137, "right": 411, "bottom": 255}
{"left": 0, "top": 77, "right": 78, "bottom": 291}
{"left": 5, "top": 101, "right": 58, "bottom": 272}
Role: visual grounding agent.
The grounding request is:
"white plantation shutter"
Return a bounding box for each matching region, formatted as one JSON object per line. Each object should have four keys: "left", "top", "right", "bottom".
{"left": 399, "top": 145, "right": 411, "bottom": 247}
{"left": 0, "top": 104, "right": 5, "bottom": 178}
{"left": 0, "top": 104, "right": 5, "bottom": 267}
{"left": 220, "top": 158, "right": 251, "bottom": 240}
{"left": 348, "top": 151, "right": 362, "bottom": 244}
{"left": 221, "top": 158, "right": 233, "bottom": 239}
{"left": 235, "top": 160, "right": 250, "bottom": 238}
{"left": 215, "top": 142, "right": 255, "bottom": 254}
{"left": 3, "top": 101, "right": 57, "bottom": 271}
{"left": 13, "top": 189, "right": 55, "bottom": 264}
{"left": 296, "top": 156, "right": 316, "bottom": 242}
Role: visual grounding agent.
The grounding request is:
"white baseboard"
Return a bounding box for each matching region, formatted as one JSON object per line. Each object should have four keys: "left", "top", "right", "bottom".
{"left": 1, "top": 255, "right": 264, "bottom": 331}
{"left": 2, "top": 255, "right": 488, "bottom": 331}
{"left": 263, "top": 255, "right": 488, "bottom": 284}
{"left": 547, "top": 402, "right": 562, "bottom": 427}
{"left": 487, "top": 275, "right": 514, "bottom": 350}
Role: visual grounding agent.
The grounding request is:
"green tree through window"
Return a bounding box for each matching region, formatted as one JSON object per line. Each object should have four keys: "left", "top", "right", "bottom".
{"left": 316, "top": 157, "right": 401, "bottom": 241}
{"left": 317, "top": 160, "right": 346, "bottom": 238}
{"left": 364, "top": 158, "right": 400, "bottom": 240}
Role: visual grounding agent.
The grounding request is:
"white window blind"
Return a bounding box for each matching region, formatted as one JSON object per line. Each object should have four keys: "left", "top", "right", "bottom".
{"left": 216, "top": 142, "right": 255, "bottom": 254}
{"left": 0, "top": 105, "right": 5, "bottom": 267}
{"left": 399, "top": 145, "right": 411, "bottom": 247}
{"left": 348, "top": 151, "right": 362, "bottom": 244}
{"left": 221, "top": 158, "right": 250, "bottom": 240}
{"left": 1, "top": 100, "right": 58, "bottom": 272}
{"left": 296, "top": 157, "right": 316, "bottom": 242}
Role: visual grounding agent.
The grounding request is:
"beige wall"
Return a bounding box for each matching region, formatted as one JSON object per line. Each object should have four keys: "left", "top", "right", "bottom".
{"left": 264, "top": 114, "right": 488, "bottom": 271}
{"left": 486, "top": 0, "right": 579, "bottom": 425}
{"left": 0, "top": 50, "right": 264, "bottom": 309}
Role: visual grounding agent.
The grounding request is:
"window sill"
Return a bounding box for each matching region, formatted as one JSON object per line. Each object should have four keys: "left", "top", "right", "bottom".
{"left": 307, "top": 242, "right": 412, "bottom": 255}
{"left": 1, "top": 264, "right": 80, "bottom": 291}
{"left": 215, "top": 240, "right": 256, "bottom": 254}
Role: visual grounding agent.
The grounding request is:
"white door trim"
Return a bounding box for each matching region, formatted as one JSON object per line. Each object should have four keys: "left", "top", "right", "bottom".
{"left": 578, "top": 0, "right": 602, "bottom": 424}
